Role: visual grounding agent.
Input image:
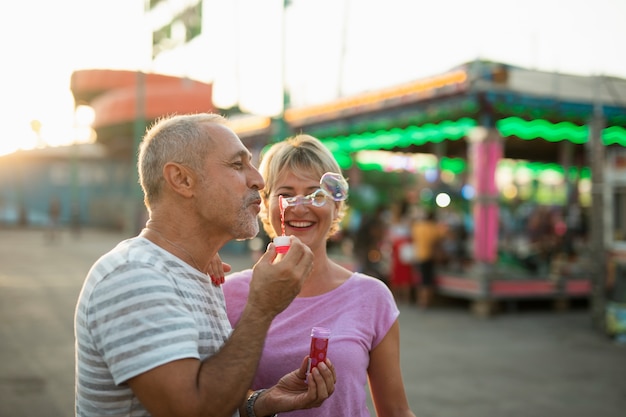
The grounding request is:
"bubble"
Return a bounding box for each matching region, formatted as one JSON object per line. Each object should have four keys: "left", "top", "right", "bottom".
{"left": 320, "top": 172, "right": 349, "bottom": 201}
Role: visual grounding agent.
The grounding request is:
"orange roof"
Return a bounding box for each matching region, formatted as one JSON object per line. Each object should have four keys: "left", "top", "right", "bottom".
{"left": 71, "top": 69, "right": 215, "bottom": 129}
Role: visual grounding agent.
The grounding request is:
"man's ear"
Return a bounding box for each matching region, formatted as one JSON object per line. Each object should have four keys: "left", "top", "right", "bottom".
{"left": 163, "top": 162, "right": 195, "bottom": 198}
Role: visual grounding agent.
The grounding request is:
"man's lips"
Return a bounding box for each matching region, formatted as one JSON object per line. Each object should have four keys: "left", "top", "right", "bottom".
{"left": 248, "top": 197, "right": 262, "bottom": 213}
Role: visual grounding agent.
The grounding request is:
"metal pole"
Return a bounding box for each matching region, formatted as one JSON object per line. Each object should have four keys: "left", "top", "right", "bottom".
{"left": 273, "top": 0, "right": 291, "bottom": 143}
{"left": 337, "top": 0, "right": 351, "bottom": 98}
{"left": 589, "top": 75, "right": 607, "bottom": 333}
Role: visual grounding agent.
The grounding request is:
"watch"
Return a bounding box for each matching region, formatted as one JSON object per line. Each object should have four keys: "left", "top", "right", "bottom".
{"left": 246, "top": 389, "right": 277, "bottom": 417}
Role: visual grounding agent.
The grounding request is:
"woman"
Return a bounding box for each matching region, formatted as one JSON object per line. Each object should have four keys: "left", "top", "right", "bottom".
{"left": 223, "top": 134, "right": 415, "bottom": 417}
{"left": 387, "top": 200, "right": 418, "bottom": 303}
{"left": 410, "top": 209, "right": 447, "bottom": 309}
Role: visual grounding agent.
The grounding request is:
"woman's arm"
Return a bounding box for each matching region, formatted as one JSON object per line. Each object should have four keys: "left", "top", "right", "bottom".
{"left": 367, "top": 320, "right": 417, "bottom": 417}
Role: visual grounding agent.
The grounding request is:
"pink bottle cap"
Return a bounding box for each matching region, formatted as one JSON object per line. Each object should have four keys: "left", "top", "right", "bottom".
{"left": 311, "top": 327, "right": 331, "bottom": 339}
{"left": 308, "top": 326, "right": 331, "bottom": 375}
{"left": 274, "top": 235, "right": 290, "bottom": 254}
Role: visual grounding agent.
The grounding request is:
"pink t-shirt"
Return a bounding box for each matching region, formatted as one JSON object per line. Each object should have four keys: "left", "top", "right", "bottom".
{"left": 223, "top": 270, "right": 399, "bottom": 417}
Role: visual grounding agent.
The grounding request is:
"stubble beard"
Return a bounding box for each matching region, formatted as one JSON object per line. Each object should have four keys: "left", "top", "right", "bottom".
{"left": 232, "top": 202, "right": 260, "bottom": 241}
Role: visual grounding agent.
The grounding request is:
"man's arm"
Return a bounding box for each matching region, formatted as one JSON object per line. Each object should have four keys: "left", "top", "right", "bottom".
{"left": 127, "top": 238, "right": 315, "bottom": 417}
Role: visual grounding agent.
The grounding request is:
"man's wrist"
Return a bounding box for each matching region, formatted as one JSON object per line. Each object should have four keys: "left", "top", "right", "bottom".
{"left": 246, "top": 389, "right": 277, "bottom": 417}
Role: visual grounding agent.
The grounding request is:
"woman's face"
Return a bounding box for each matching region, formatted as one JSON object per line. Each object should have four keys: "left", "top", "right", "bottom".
{"left": 267, "top": 168, "right": 338, "bottom": 252}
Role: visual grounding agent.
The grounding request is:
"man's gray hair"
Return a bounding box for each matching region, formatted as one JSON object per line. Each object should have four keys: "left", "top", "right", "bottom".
{"left": 138, "top": 113, "right": 228, "bottom": 208}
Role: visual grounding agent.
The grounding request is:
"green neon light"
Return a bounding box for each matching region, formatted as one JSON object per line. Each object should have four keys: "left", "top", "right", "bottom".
{"left": 334, "top": 152, "right": 353, "bottom": 169}
{"left": 496, "top": 117, "right": 626, "bottom": 146}
{"left": 321, "top": 117, "right": 478, "bottom": 154}
{"left": 269, "top": 115, "right": 625, "bottom": 171}
{"left": 604, "top": 126, "right": 626, "bottom": 145}
{"left": 440, "top": 157, "right": 466, "bottom": 174}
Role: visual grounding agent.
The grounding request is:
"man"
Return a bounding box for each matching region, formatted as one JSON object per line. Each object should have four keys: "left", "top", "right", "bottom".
{"left": 75, "top": 113, "right": 336, "bottom": 417}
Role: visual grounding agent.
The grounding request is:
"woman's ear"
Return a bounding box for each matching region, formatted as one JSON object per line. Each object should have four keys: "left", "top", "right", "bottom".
{"left": 332, "top": 201, "right": 341, "bottom": 220}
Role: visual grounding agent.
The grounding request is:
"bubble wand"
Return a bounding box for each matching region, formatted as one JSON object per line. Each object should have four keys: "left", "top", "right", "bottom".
{"left": 274, "top": 195, "right": 290, "bottom": 254}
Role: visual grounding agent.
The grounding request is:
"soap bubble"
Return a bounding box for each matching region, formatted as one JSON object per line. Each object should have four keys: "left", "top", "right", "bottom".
{"left": 320, "top": 172, "right": 349, "bottom": 201}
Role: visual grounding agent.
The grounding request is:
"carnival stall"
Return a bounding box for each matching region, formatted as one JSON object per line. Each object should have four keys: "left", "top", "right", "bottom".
{"left": 284, "top": 60, "right": 626, "bottom": 315}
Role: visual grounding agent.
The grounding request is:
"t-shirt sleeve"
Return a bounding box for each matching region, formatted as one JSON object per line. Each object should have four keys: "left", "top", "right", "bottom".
{"left": 368, "top": 277, "right": 400, "bottom": 349}
{"left": 87, "top": 265, "right": 201, "bottom": 385}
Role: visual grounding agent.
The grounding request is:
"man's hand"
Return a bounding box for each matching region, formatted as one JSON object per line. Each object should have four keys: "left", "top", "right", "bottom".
{"left": 253, "top": 357, "right": 336, "bottom": 416}
{"left": 247, "top": 236, "right": 313, "bottom": 318}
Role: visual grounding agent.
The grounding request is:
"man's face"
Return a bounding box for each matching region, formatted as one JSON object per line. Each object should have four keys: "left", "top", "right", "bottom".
{"left": 194, "top": 123, "right": 264, "bottom": 241}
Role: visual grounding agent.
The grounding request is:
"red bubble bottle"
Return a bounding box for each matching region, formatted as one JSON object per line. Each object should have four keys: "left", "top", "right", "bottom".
{"left": 307, "top": 327, "right": 331, "bottom": 374}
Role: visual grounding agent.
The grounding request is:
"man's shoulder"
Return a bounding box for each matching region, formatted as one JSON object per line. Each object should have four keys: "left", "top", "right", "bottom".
{"left": 81, "top": 237, "right": 174, "bottom": 302}
{"left": 94, "top": 237, "right": 169, "bottom": 273}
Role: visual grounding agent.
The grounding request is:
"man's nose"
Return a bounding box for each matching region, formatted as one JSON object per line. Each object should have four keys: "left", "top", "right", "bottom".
{"left": 249, "top": 167, "right": 265, "bottom": 190}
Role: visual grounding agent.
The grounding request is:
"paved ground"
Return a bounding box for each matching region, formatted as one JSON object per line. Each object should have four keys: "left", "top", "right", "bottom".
{"left": 0, "top": 227, "right": 624, "bottom": 417}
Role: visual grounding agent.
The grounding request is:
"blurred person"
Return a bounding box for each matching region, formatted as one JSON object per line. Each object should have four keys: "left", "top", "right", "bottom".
{"left": 223, "top": 134, "right": 416, "bottom": 417}
{"left": 45, "top": 195, "right": 61, "bottom": 243}
{"left": 353, "top": 204, "right": 388, "bottom": 283}
{"left": 439, "top": 223, "right": 467, "bottom": 272}
{"left": 437, "top": 208, "right": 468, "bottom": 272}
{"left": 387, "top": 199, "right": 417, "bottom": 303}
{"left": 70, "top": 201, "right": 82, "bottom": 238}
{"left": 410, "top": 208, "right": 447, "bottom": 309}
{"left": 74, "top": 114, "right": 336, "bottom": 417}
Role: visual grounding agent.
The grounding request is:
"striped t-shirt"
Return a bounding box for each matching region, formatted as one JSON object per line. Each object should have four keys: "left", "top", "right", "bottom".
{"left": 74, "top": 237, "right": 234, "bottom": 416}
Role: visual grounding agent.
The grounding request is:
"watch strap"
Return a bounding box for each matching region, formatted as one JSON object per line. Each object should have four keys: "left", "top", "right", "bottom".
{"left": 246, "top": 389, "right": 277, "bottom": 417}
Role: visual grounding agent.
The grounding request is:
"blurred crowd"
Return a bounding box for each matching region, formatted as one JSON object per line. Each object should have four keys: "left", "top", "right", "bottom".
{"left": 324, "top": 197, "right": 594, "bottom": 306}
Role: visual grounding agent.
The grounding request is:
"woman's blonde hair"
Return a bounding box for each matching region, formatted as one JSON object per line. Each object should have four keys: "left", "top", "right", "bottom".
{"left": 258, "top": 134, "right": 348, "bottom": 239}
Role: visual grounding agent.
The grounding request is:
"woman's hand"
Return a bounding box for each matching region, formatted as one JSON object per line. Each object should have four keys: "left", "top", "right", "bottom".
{"left": 253, "top": 356, "right": 336, "bottom": 415}
{"left": 205, "top": 253, "right": 231, "bottom": 286}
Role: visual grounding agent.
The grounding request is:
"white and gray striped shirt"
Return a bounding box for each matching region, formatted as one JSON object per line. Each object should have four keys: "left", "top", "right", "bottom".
{"left": 74, "top": 237, "right": 235, "bottom": 416}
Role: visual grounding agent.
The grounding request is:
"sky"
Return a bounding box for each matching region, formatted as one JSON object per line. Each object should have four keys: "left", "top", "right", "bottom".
{"left": 1, "top": 0, "right": 625, "bottom": 156}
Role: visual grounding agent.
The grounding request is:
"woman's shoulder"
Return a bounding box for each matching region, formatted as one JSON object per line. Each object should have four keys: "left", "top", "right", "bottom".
{"left": 223, "top": 269, "right": 253, "bottom": 292}
{"left": 349, "top": 272, "right": 393, "bottom": 293}
{"left": 345, "top": 273, "right": 398, "bottom": 316}
{"left": 222, "top": 269, "right": 253, "bottom": 323}
{"left": 225, "top": 268, "right": 253, "bottom": 279}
